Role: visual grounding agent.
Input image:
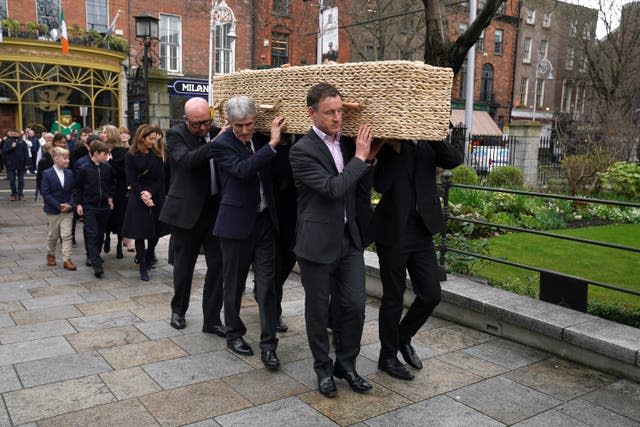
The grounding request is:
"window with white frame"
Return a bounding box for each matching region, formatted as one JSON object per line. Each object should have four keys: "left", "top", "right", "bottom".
{"left": 271, "top": 32, "right": 289, "bottom": 67}
{"left": 575, "top": 82, "right": 586, "bottom": 113}
{"left": 562, "top": 80, "right": 573, "bottom": 112}
{"left": 535, "top": 78, "right": 545, "bottom": 107}
{"left": 580, "top": 55, "right": 588, "bottom": 72}
{"left": 523, "top": 37, "right": 532, "bottom": 63}
{"left": 480, "top": 63, "right": 494, "bottom": 101}
{"left": 542, "top": 12, "right": 551, "bottom": 27}
{"left": 36, "top": 0, "right": 59, "bottom": 30}
{"left": 494, "top": 29, "right": 503, "bottom": 54}
{"left": 215, "top": 23, "right": 235, "bottom": 74}
{"left": 538, "top": 40, "right": 548, "bottom": 59}
{"left": 519, "top": 77, "right": 528, "bottom": 106}
{"left": 566, "top": 47, "right": 575, "bottom": 70}
{"left": 0, "top": 0, "right": 6, "bottom": 19}
{"left": 526, "top": 9, "right": 535, "bottom": 24}
{"left": 569, "top": 20, "right": 577, "bottom": 38}
{"left": 160, "top": 14, "right": 182, "bottom": 74}
{"left": 86, "top": 0, "right": 108, "bottom": 32}
{"left": 477, "top": 30, "right": 485, "bottom": 51}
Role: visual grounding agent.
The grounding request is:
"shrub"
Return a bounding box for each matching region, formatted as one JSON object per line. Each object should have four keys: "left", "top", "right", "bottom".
{"left": 451, "top": 165, "right": 479, "bottom": 185}
{"left": 562, "top": 152, "right": 614, "bottom": 196}
{"left": 486, "top": 166, "right": 524, "bottom": 189}
{"left": 443, "top": 232, "right": 489, "bottom": 275}
{"left": 598, "top": 162, "right": 640, "bottom": 201}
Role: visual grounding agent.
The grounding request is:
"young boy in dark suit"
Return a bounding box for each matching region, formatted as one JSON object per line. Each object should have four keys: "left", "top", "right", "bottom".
{"left": 74, "top": 141, "right": 114, "bottom": 277}
{"left": 41, "top": 146, "right": 76, "bottom": 270}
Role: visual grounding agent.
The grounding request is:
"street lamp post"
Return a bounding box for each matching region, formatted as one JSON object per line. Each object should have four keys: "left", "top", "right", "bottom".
{"left": 134, "top": 14, "right": 159, "bottom": 124}
{"left": 208, "top": 0, "right": 236, "bottom": 108}
{"left": 532, "top": 56, "right": 554, "bottom": 121}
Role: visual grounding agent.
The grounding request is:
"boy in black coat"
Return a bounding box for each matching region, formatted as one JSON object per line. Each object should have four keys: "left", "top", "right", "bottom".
{"left": 73, "top": 141, "right": 114, "bottom": 277}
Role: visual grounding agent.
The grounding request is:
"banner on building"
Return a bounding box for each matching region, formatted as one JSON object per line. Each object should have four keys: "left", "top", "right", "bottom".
{"left": 318, "top": 7, "right": 338, "bottom": 64}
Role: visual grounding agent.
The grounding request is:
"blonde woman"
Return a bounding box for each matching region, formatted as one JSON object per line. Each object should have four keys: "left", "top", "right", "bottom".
{"left": 118, "top": 126, "right": 135, "bottom": 252}
{"left": 121, "top": 124, "right": 169, "bottom": 281}
{"left": 100, "top": 125, "right": 128, "bottom": 258}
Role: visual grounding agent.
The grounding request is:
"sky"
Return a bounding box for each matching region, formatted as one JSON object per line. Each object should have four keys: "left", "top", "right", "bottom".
{"left": 564, "top": 0, "right": 636, "bottom": 38}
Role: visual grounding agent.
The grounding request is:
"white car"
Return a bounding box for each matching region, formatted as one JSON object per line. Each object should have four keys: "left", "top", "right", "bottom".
{"left": 471, "top": 146, "right": 510, "bottom": 174}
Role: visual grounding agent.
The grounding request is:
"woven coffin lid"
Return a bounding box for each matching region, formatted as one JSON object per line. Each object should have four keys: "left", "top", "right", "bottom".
{"left": 212, "top": 60, "right": 453, "bottom": 141}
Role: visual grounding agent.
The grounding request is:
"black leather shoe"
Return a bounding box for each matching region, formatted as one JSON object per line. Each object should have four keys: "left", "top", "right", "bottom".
{"left": 93, "top": 263, "right": 104, "bottom": 278}
{"left": 276, "top": 317, "right": 288, "bottom": 333}
{"left": 333, "top": 363, "right": 372, "bottom": 393}
{"left": 318, "top": 376, "right": 337, "bottom": 397}
{"left": 399, "top": 342, "right": 423, "bottom": 369}
{"left": 261, "top": 350, "right": 280, "bottom": 369}
{"left": 170, "top": 312, "right": 185, "bottom": 329}
{"left": 103, "top": 235, "right": 111, "bottom": 253}
{"left": 378, "top": 356, "right": 414, "bottom": 380}
{"left": 202, "top": 324, "right": 226, "bottom": 338}
{"left": 227, "top": 337, "right": 254, "bottom": 356}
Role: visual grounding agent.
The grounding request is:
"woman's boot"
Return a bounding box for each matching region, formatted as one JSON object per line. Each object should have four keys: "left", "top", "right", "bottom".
{"left": 116, "top": 235, "right": 124, "bottom": 259}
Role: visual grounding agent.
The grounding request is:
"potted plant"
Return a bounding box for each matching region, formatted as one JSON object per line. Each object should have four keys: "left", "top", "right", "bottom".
{"left": 0, "top": 18, "right": 20, "bottom": 37}
{"left": 68, "top": 24, "right": 83, "bottom": 42}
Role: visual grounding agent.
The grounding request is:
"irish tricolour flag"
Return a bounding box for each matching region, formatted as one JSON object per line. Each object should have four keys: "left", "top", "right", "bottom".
{"left": 60, "top": 8, "right": 69, "bottom": 55}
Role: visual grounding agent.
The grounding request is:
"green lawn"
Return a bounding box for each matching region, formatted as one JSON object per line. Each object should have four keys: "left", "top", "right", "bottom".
{"left": 475, "top": 223, "right": 640, "bottom": 308}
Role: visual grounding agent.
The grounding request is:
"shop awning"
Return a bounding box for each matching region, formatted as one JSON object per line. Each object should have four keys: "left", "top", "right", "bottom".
{"left": 450, "top": 109, "right": 502, "bottom": 136}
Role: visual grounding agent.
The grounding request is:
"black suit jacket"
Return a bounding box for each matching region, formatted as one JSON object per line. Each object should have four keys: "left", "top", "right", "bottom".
{"left": 159, "top": 122, "right": 217, "bottom": 229}
{"left": 211, "top": 128, "right": 279, "bottom": 240}
{"left": 289, "top": 129, "right": 372, "bottom": 264}
{"left": 370, "top": 140, "right": 463, "bottom": 246}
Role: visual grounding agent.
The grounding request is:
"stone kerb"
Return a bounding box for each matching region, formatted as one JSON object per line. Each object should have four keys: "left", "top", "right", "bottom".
{"left": 509, "top": 120, "right": 542, "bottom": 187}
{"left": 363, "top": 250, "right": 640, "bottom": 382}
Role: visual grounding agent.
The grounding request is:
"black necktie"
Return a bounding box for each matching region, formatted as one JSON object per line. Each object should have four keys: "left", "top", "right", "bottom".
{"left": 245, "top": 142, "right": 254, "bottom": 155}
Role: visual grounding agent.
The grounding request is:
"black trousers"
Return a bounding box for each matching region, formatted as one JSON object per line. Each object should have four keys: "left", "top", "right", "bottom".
{"left": 298, "top": 229, "right": 366, "bottom": 378}
{"left": 170, "top": 201, "right": 223, "bottom": 326}
{"left": 220, "top": 211, "right": 278, "bottom": 351}
{"left": 83, "top": 206, "right": 110, "bottom": 266}
{"left": 376, "top": 216, "right": 441, "bottom": 359}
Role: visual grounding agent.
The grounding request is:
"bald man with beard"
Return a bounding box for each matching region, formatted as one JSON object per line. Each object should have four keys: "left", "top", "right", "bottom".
{"left": 159, "top": 97, "right": 226, "bottom": 335}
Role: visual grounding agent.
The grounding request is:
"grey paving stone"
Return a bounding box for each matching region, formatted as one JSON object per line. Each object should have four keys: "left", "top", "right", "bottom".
{"left": 564, "top": 319, "right": 640, "bottom": 365}
{"left": 447, "top": 377, "right": 562, "bottom": 425}
{"left": 100, "top": 366, "right": 162, "bottom": 400}
{"left": 280, "top": 357, "right": 318, "bottom": 390}
{"left": 436, "top": 350, "right": 510, "bottom": 378}
{"left": 0, "top": 285, "right": 35, "bottom": 302}
{"left": 359, "top": 341, "right": 440, "bottom": 364}
{"left": 37, "top": 399, "right": 159, "bottom": 427}
{"left": 0, "top": 398, "right": 9, "bottom": 427}
{"left": 135, "top": 319, "right": 184, "bottom": 340}
{"left": 0, "top": 364, "right": 21, "bottom": 393}
{"left": 10, "top": 304, "right": 82, "bottom": 326}
{"left": 0, "top": 312, "right": 14, "bottom": 327}
{"left": 68, "top": 310, "right": 141, "bottom": 332}
{"left": 0, "top": 336, "right": 75, "bottom": 366}
{"left": 0, "top": 319, "right": 76, "bottom": 344}
{"left": 511, "top": 409, "right": 587, "bottom": 426}
{"left": 3, "top": 375, "right": 116, "bottom": 425}
{"left": 184, "top": 420, "right": 221, "bottom": 427}
{"left": 77, "top": 289, "right": 116, "bottom": 302}
{"left": 143, "top": 350, "right": 253, "bottom": 389}
{"left": 555, "top": 398, "right": 640, "bottom": 427}
{"left": 582, "top": 379, "right": 640, "bottom": 421}
{"left": 365, "top": 395, "right": 504, "bottom": 427}
{"left": 15, "top": 351, "right": 113, "bottom": 387}
{"left": 216, "top": 396, "right": 338, "bottom": 426}
{"left": 106, "top": 283, "right": 172, "bottom": 299}
{"left": 20, "top": 293, "right": 86, "bottom": 310}
{"left": 462, "top": 339, "right": 550, "bottom": 369}
{"left": 66, "top": 325, "right": 149, "bottom": 352}
{"left": 171, "top": 332, "right": 227, "bottom": 354}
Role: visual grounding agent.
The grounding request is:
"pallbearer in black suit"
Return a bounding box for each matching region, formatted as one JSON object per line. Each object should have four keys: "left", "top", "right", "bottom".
{"left": 159, "top": 97, "right": 225, "bottom": 337}
{"left": 371, "top": 139, "right": 463, "bottom": 380}
{"left": 212, "top": 96, "right": 286, "bottom": 369}
{"left": 289, "top": 83, "right": 382, "bottom": 397}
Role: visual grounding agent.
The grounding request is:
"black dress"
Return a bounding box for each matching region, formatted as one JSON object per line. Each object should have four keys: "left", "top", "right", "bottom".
{"left": 121, "top": 151, "right": 170, "bottom": 240}
{"left": 107, "top": 146, "right": 129, "bottom": 234}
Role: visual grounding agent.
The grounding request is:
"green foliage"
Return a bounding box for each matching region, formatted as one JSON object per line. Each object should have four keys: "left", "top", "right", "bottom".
{"left": 451, "top": 165, "right": 479, "bottom": 185}
{"left": 588, "top": 300, "right": 640, "bottom": 329}
{"left": 443, "top": 233, "right": 489, "bottom": 276}
{"left": 486, "top": 166, "right": 524, "bottom": 189}
{"left": 598, "top": 162, "right": 640, "bottom": 201}
{"left": 0, "top": 18, "right": 20, "bottom": 34}
{"left": 488, "top": 276, "right": 538, "bottom": 298}
{"left": 105, "top": 35, "right": 129, "bottom": 52}
{"left": 562, "top": 152, "right": 614, "bottom": 196}
{"left": 585, "top": 204, "right": 640, "bottom": 223}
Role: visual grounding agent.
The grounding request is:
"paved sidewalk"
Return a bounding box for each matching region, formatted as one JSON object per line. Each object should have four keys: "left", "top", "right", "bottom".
{"left": 0, "top": 186, "right": 639, "bottom": 426}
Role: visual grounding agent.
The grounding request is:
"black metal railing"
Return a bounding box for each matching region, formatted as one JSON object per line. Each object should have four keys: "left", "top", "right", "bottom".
{"left": 438, "top": 171, "right": 640, "bottom": 312}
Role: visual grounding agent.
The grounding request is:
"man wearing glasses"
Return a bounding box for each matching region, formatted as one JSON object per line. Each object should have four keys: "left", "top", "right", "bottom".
{"left": 160, "top": 97, "right": 226, "bottom": 337}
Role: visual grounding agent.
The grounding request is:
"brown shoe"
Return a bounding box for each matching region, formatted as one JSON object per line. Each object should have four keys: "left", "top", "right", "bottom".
{"left": 18, "top": 195, "right": 24, "bottom": 201}
{"left": 9, "top": 195, "right": 16, "bottom": 201}
{"left": 63, "top": 259, "right": 77, "bottom": 271}
{"left": 47, "top": 255, "right": 56, "bottom": 266}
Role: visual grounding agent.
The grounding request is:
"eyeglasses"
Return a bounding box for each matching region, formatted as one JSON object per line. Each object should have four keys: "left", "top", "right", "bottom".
{"left": 186, "top": 119, "right": 213, "bottom": 129}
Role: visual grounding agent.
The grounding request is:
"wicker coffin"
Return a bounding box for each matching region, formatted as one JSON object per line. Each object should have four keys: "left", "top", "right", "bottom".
{"left": 212, "top": 60, "right": 453, "bottom": 141}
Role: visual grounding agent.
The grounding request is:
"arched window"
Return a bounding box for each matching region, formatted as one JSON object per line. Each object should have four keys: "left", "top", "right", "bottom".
{"left": 480, "top": 64, "right": 493, "bottom": 102}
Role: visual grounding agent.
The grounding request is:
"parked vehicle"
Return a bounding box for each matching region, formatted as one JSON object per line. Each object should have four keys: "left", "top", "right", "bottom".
{"left": 471, "top": 146, "right": 510, "bottom": 175}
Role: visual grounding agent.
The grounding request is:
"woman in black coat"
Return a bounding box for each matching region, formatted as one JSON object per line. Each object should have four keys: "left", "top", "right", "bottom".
{"left": 101, "top": 125, "right": 128, "bottom": 258}
{"left": 121, "top": 124, "right": 170, "bottom": 281}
